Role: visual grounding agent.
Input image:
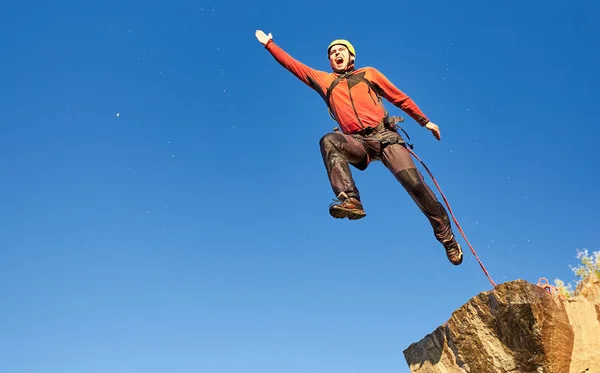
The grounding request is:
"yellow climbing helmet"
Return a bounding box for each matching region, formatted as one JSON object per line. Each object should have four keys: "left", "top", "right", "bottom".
{"left": 327, "top": 39, "right": 355, "bottom": 57}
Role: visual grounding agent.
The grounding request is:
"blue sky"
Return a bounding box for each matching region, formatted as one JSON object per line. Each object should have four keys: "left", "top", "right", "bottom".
{"left": 1, "top": 0, "right": 599, "bottom": 372}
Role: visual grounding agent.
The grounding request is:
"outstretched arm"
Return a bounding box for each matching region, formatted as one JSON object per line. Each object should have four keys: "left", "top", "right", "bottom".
{"left": 255, "top": 30, "right": 327, "bottom": 90}
{"left": 370, "top": 68, "right": 429, "bottom": 125}
{"left": 369, "top": 68, "right": 442, "bottom": 140}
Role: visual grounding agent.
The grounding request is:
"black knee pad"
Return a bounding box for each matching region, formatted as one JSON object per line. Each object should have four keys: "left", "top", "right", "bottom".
{"left": 396, "top": 168, "right": 446, "bottom": 216}
{"left": 396, "top": 168, "right": 422, "bottom": 191}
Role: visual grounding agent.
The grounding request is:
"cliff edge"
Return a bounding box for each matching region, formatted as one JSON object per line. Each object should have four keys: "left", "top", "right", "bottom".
{"left": 403, "top": 276, "right": 600, "bottom": 373}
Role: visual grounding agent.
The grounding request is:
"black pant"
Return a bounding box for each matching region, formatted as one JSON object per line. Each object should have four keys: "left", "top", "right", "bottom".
{"left": 319, "top": 129, "right": 453, "bottom": 243}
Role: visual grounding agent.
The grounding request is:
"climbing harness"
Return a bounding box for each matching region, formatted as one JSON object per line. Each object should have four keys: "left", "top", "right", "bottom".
{"left": 384, "top": 116, "right": 414, "bottom": 149}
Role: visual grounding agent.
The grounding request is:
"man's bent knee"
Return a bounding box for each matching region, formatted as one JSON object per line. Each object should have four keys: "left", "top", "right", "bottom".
{"left": 396, "top": 168, "right": 423, "bottom": 192}
{"left": 319, "top": 132, "right": 347, "bottom": 151}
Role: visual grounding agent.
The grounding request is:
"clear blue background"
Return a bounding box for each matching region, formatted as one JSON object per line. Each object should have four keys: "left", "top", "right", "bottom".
{"left": 1, "top": 0, "right": 599, "bottom": 372}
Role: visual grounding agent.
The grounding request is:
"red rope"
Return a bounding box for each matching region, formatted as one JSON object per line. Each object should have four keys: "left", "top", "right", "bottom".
{"left": 407, "top": 147, "right": 497, "bottom": 288}
{"left": 536, "top": 277, "right": 564, "bottom": 298}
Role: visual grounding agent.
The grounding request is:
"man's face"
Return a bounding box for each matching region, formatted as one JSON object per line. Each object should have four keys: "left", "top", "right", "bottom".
{"left": 329, "top": 45, "right": 353, "bottom": 71}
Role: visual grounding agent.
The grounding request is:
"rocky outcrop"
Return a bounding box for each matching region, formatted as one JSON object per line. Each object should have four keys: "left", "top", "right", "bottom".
{"left": 403, "top": 276, "right": 600, "bottom": 373}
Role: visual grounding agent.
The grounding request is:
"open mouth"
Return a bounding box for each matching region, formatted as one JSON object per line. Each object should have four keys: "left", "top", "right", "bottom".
{"left": 335, "top": 57, "right": 344, "bottom": 64}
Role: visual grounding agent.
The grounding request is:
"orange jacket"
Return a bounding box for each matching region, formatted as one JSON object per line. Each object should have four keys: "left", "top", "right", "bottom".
{"left": 265, "top": 40, "right": 430, "bottom": 134}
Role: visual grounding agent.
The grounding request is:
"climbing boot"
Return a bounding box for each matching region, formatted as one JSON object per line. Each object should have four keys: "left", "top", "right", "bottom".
{"left": 329, "top": 193, "right": 366, "bottom": 220}
{"left": 442, "top": 235, "right": 463, "bottom": 265}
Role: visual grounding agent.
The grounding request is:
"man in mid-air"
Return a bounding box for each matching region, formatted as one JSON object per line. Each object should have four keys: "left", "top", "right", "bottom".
{"left": 255, "top": 30, "right": 463, "bottom": 266}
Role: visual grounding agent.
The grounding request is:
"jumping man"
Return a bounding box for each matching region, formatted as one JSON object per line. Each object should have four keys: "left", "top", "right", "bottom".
{"left": 255, "top": 30, "right": 463, "bottom": 265}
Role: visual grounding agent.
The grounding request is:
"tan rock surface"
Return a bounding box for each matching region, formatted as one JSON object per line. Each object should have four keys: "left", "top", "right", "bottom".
{"left": 404, "top": 277, "right": 600, "bottom": 373}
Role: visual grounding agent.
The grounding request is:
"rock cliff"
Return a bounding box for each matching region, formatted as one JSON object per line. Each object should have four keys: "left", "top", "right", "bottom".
{"left": 403, "top": 276, "right": 600, "bottom": 373}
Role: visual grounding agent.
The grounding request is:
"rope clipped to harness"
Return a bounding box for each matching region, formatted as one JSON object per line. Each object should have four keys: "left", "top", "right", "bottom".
{"left": 384, "top": 116, "right": 415, "bottom": 149}
{"left": 406, "top": 146, "right": 497, "bottom": 288}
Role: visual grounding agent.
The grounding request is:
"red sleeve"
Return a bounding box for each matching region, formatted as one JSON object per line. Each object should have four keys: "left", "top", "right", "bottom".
{"left": 369, "top": 68, "right": 430, "bottom": 126}
{"left": 265, "top": 40, "right": 328, "bottom": 91}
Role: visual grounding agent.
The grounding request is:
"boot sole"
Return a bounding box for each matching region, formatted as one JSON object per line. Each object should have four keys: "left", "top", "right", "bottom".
{"left": 448, "top": 256, "right": 463, "bottom": 265}
{"left": 329, "top": 207, "right": 366, "bottom": 220}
